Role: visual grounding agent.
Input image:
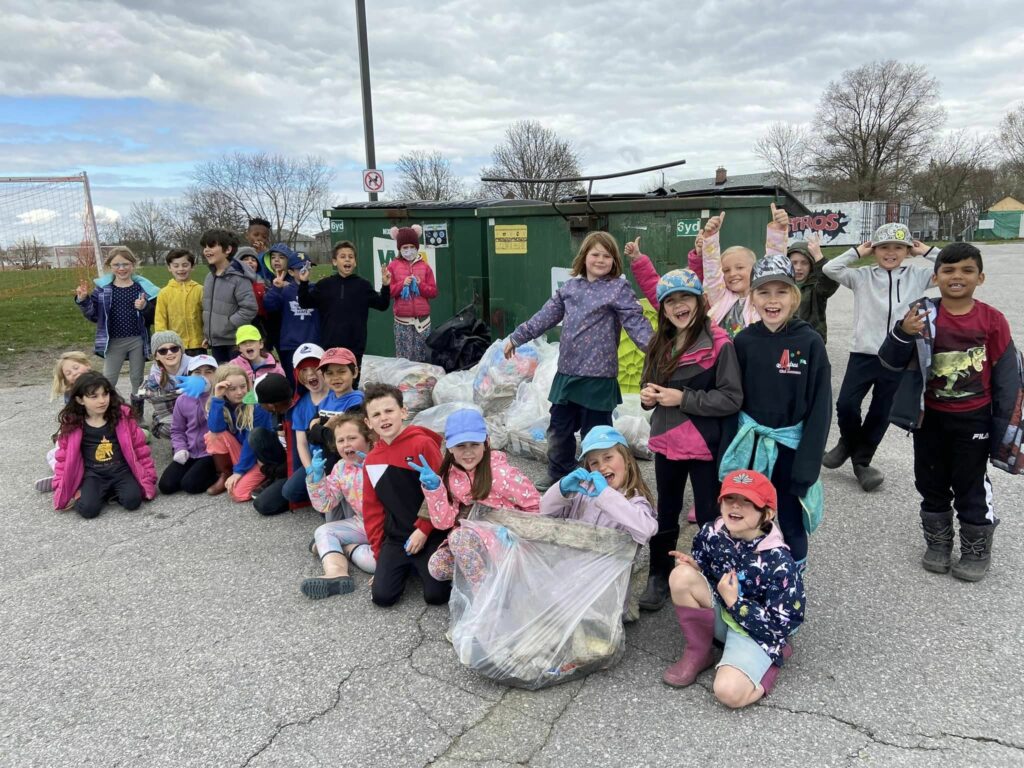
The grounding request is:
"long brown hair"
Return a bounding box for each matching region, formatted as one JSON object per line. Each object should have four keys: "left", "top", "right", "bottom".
{"left": 58, "top": 372, "right": 125, "bottom": 437}
{"left": 583, "top": 443, "right": 655, "bottom": 507}
{"left": 641, "top": 296, "right": 710, "bottom": 386}
{"left": 440, "top": 441, "right": 494, "bottom": 504}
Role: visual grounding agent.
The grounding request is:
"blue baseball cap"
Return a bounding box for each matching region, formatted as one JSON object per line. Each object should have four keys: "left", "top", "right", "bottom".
{"left": 445, "top": 408, "right": 488, "bottom": 446}
{"left": 579, "top": 425, "right": 629, "bottom": 457}
{"left": 656, "top": 268, "right": 703, "bottom": 303}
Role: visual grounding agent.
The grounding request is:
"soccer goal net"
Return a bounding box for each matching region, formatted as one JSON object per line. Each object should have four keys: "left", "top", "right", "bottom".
{"left": 0, "top": 173, "right": 104, "bottom": 275}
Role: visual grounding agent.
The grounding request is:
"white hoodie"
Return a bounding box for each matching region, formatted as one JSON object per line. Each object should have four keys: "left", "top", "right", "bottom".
{"left": 823, "top": 247, "right": 938, "bottom": 355}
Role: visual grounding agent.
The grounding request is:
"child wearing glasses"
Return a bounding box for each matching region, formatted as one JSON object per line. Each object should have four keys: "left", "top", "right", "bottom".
{"left": 140, "top": 330, "right": 192, "bottom": 439}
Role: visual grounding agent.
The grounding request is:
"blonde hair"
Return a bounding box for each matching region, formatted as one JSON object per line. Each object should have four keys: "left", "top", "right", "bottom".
{"left": 51, "top": 351, "right": 93, "bottom": 400}
{"left": 752, "top": 282, "right": 803, "bottom": 324}
{"left": 569, "top": 231, "right": 623, "bottom": 279}
{"left": 206, "top": 364, "right": 254, "bottom": 432}
{"left": 720, "top": 246, "right": 757, "bottom": 266}
{"left": 103, "top": 245, "right": 138, "bottom": 267}
{"left": 584, "top": 443, "right": 655, "bottom": 507}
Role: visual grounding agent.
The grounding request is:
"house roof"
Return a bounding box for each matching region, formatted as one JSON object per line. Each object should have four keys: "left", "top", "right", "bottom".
{"left": 989, "top": 196, "right": 1024, "bottom": 212}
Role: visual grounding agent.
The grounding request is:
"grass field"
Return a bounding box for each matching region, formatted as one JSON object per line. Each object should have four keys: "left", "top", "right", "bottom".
{"left": 0, "top": 244, "right": 947, "bottom": 381}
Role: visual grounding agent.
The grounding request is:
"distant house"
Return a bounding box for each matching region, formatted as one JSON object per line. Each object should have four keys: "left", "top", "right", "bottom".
{"left": 908, "top": 206, "right": 940, "bottom": 240}
{"left": 989, "top": 196, "right": 1024, "bottom": 212}
{"left": 311, "top": 230, "right": 332, "bottom": 264}
{"left": 667, "top": 168, "right": 829, "bottom": 207}
{"left": 277, "top": 228, "right": 316, "bottom": 256}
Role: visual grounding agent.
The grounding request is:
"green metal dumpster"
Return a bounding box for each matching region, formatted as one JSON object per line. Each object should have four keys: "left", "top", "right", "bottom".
{"left": 324, "top": 199, "right": 543, "bottom": 358}
{"left": 483, "top": 191, "right": 809, "bottom": 391}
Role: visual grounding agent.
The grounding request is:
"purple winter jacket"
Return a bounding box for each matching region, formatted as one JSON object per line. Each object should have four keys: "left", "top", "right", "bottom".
{"left": 509, "top": 276, "right": 653, "bottom": 378}
{"left": 170, "top": 392, "right": 210, "bottom": 459}
{"left": 539, "top": 484, "right": 657, "bottom": 545}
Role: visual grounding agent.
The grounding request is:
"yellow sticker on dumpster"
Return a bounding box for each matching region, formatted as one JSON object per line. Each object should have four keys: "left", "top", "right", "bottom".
{"left": 494, "top": 224, "right": 528, "bottom": 254}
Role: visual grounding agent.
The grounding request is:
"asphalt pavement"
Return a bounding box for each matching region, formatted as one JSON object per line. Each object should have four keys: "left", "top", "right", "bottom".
{"left": 2, "top": 243, "right": 1023, "bottom": 767}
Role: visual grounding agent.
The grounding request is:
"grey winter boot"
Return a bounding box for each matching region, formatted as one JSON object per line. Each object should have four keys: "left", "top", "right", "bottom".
{"left": 919, "top": 511, "right": 954, "bottom": 574}
{"left": 951, "top": 522, "right": 997, "bottom": 582}
{"left": 822, "top": 439, "right": 850, "bottom": 469}
{"left": 853, "top": 464, "right": 884, "bottom": 492}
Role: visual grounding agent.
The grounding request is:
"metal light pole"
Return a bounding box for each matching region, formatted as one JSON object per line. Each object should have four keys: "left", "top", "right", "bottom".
{"left": 355, "top": 0, "right": 377, "bottom": 202}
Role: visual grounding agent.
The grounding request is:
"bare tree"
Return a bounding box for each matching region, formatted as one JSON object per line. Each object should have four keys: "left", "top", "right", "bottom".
{"left": 121, "top": 200, "right": 169, "bottom": 264}
{"left": 810, "top": 60, "right": 944, "bottom": 199}
{"left": 393, "top": 151, "right": 466, "bottom": 201}
{"left": 999, "top": 105, "right": 1024, "bottom": 171}
{"left": 479, "top": 121, "right": 583, "bottom": 202}
{"left": 160, "top": 187, "right": 247, "bottom": 254}
{"left": 192, "top": 152, "right": 333, "bottom": 246}
{"left": 2, "top": 237, "right": 49, "bottom": 269}
{"left": 754, "top": 123, "right": 810, "bottom": 188}
{"left": 910, "top": 131, "right": 994, "bottom": 240}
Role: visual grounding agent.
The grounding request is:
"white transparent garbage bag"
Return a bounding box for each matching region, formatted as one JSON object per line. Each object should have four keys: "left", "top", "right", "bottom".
{"left": 449, "top": 507, "right": 636, "bottom": 690}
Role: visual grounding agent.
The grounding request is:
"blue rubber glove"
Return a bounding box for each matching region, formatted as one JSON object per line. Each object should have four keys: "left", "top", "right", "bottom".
{"left": 354, "top": 450, "right": 367, "bottom": 467}
{"left": 308, "top": 446, "right": 327, "bottom": 483}
{"left": 585, "top": 470, "right": 608, "bottom": 497}
{"left": 400, "top": 285, "right": 411, "bottom": 301}
{"left": 407, "top": 453, "right": 440, "bottom": 490}
{"left": 496, "top": 526, "right": 514, "bottom": 547}
{"left": 173, "top": 375, "right": 208, "bottom": 398}
{"left": 410, "top": 276, "right": 420, "bottom": 296}
{"left": 558, "top": 467, "right": 591, "bottom": 496}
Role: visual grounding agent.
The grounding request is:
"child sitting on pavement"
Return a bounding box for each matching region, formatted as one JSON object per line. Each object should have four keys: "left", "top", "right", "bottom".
{"left": 229, "top": 324, "right": 284, "bottom": 382}
{"left": 879, "top": 243, "right": 1021, "bottom": 582}
{"left": 821, "top": 222, "right": 939, "bottom": 491}
{"left": 664, "top": 469, "right": 804, "bottom": 708}
{"left": 302, "top": 413, "right": 377, "bottom": 599}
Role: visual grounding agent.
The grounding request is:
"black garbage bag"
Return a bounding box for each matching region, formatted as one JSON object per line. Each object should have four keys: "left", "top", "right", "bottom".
{"left": 427, "top": 303, "right": 491, "bottom": 372}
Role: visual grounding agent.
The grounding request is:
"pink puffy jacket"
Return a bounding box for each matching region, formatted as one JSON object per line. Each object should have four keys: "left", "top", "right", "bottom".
{"left": 387, "top": 256, "right": 437, "bottom": 319}
{"left": 53, "top": 405, "right": 158, "bottom": 510}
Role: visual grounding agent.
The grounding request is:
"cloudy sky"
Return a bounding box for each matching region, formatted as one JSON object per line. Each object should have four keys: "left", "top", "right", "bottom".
{"left": 1, "top": 0, "right": 1023, "bottom": 235}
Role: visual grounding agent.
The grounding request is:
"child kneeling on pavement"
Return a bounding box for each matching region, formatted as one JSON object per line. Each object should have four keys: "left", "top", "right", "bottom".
{"left": 664, "top": 469, "right": 804, "bottom": 708}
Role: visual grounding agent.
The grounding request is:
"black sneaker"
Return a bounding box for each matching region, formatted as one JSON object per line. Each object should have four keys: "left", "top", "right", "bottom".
{"left": 853, "top": 464, "right": 884, "bottom": 492}
{"left": 638, "top": 574, "right": 670, "bottom": 612}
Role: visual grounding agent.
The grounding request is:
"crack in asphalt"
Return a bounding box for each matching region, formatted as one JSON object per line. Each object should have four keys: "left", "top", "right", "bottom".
{"left": 424, "top": 688, "right": 513, "bottom": 766}
{"left": 514, "top": 679, "right": 586, "bottom": 766}
{"left": 239, "top": 668, "right": 355, "bottom": 768}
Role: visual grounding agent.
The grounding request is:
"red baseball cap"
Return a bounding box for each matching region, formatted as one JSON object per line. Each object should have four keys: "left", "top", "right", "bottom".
{"left": 718, "top": 470, "right": 778, "bottom": 510}
{"left": 317, "top": 347, "right": 357, "bottom": 369}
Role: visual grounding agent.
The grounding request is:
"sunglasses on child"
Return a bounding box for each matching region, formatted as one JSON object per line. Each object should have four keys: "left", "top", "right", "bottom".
{"left": 155, "top": 345, "right": 182, "bottom": 356}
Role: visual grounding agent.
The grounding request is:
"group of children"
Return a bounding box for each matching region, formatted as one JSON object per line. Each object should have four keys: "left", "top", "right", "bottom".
{"left": 40, "top": 207, "right": 1018, "bottom": 710}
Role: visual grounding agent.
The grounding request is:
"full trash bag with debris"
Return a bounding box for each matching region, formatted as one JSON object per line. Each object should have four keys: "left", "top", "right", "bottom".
{"left": 448, "top": 506, "right": 636, "bottom": 690}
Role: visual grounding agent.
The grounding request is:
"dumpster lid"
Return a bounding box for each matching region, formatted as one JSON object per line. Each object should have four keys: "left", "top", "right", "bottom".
{"left": 556, "top": 186, "right": 811, "bottom": 216}
{"left": 330, "top": 198, "right": 546, "bottom": 211}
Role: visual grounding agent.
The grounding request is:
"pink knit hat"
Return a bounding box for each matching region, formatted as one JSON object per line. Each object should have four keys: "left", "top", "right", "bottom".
{"left": 390, "top": 224, "right": 422, "bottom": 250}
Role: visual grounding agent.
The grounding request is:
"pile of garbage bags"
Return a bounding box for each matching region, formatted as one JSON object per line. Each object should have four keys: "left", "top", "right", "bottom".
{"left": 360, "top": 335, "right": 652, "bottom": 458}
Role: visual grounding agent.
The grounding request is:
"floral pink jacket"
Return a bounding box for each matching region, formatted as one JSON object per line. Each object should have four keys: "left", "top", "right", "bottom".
{"left": 425, "top": 450, "right": 541, "bottom": 529}
{"left": 699, "top": 225, "right": 787, "bottom": 336}
{"left": 53, "top": 405, "right": 158, "bottom": 510}
{"left": 307, "top": 460, "right": 364, "bottom": 521}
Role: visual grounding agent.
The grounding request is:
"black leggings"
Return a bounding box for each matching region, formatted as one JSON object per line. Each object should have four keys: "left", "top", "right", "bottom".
{"left": 76, "top": 469, "right": 143, "bottom": 519}
{"left": 159, "top": 456, "right": 217, "bottom": 495}
{"left": 650, "top": 454, "right": 719, "bottom": 578}
{"left": 371, "top": 534, "right": 452, "bottom": 607}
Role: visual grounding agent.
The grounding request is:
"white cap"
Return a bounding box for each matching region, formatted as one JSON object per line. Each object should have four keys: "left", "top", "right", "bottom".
{"left": 292, "top": 343, "right": 325, "bottom": 368}
{"left": 187, "top": 354, "right": 218, "bottom": 373}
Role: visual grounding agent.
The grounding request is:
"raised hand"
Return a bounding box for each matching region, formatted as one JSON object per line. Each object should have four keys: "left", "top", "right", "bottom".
{"left": 703, "top": 211, "right": 725, "bottom": 238}
{"left": 623, "top": 236, "right": 642, "bottom": 262}
{"left": 856, "top": 241, "right": 874, "bottom": 258}
{"left": 75, "top": 280, "right": 90, "bottom": 301}
{"left": 900, "top": 302, "right": 928, "bottom": 336}
{"left": 272, "top": 274, "right": 287, "bottom": 289}
{"left": 910, "top": 239, "right": 931, "bottom": 257}
{"left": 381, "top": 266, "right": 391, "bottom": 286}
{"left": 694, "top": 232, "right": 704, "bottom": 257}
{"left": 134, "top": 294, "right": 147, "bottom": 310}
{"left": 806, "top": 233, "right": 824, "bottom": 262}
{"left": 173, "top": 375, "right": 208, "bottom": 399}
{"left": 558, "top": 467, "right": 591, "bottom": 496}
{"left": 502, "top": 339, "right": 516, "bottom": 360}
{"left": 584, "top": 470, "right": 608, "bottom": 497}
{"left": 308, "top": 446, "right": 327, "bottom": 483}
{"left": 407, "top": 453, "right": 441, "bottom": 490}
{"left": 769, "top": 202, "right": 789, "bottom": 232}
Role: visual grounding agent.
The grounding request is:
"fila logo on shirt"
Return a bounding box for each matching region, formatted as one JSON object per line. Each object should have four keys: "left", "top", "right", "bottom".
{"left": 776, "top": 348, "right": 807, "bottom": 375}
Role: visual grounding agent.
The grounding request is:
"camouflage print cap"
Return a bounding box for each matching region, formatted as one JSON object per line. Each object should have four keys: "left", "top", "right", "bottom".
{"left": 750, "top": 253, "right": 797, "bottom": 290}
{"left": 872, "top": 222, "right": 912, "bottom": 247}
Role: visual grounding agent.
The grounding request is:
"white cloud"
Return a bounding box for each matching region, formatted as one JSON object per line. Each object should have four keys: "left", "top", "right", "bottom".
{"left": 15, "top": 208, "right": 58, "bottom": 225}
{"left": 91, "top": 206, "right": 121, "bottom": 225}
{"left": 0, "top": 0, "right": 1022, "bottom": 206}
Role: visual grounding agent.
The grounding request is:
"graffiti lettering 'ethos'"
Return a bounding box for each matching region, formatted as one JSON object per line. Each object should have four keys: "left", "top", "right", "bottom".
{"left": 790, "top": 210, "right": 852, "bottom": 242}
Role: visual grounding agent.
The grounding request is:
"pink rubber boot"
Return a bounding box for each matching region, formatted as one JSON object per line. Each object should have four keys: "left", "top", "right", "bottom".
{"left": 663, "top": 605, "right": 716, "bottom": 687}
